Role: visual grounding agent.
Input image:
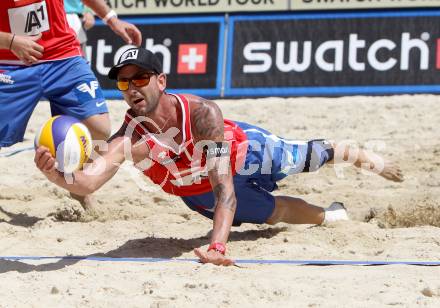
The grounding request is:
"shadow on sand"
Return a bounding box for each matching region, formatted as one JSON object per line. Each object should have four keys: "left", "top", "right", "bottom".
{"left": 0, "top": 226, "right": 287, "bottom": 273}
{"left": 0, "top": 206, "right": 44, "bottom": 227}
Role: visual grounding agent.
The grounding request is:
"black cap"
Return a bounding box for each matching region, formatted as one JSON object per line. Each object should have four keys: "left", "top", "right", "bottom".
{"left": 108, "top": 47, "right": 163, "bottom": 79}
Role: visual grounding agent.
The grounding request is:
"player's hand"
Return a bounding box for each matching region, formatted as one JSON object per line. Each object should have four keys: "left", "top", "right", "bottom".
{"left": 194, "top": 247, "right": 235, "bottom": 266}
{"left": 107, "top": 18, "right": 142, "bottom": 46}
{"left": 82, "top": 12, "right": 95, "bottom": 30}
{"left": 10, "top": 33, "right": 44, "bottom": 66}
{"left": 34, "top": 146, "right": 58, "bottom": 181}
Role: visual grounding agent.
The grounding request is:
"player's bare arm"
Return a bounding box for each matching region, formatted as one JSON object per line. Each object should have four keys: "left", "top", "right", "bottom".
{"left": 34, "top": 125, "right": 132, "bottom": 196}
{"left": 82, "top": 0, "right": 142, "bottom": 46}
{"left": 0, "top": 31, "right": 43, "bottom": 65}
{"left": 190, "top": 96, "right": 236, "bottom": 266}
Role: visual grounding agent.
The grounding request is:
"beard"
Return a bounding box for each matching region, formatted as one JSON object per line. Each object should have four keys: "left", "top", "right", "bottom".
{"left": 132, "top": 93, "right": 160, "bottom": 116}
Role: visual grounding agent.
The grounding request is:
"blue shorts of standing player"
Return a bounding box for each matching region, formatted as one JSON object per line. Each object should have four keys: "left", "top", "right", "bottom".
{"left": 182, "top": 121, "right": 335, "bottom": 226}
{"left": 0, "top": 56, "right": 108, "bottom": 147}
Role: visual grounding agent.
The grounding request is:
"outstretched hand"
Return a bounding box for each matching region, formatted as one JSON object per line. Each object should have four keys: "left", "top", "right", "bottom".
{"left": 194, "top": 248, "right": 235, "bottom": 266}
{"left": 10, "top": 33, "right": 44, "bottom": 65}
{"left": 108, "top": 18, "right": 142, "bottom": 46}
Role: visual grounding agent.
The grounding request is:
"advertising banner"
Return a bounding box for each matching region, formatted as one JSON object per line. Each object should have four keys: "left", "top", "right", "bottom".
{"left": 226, "top": 12, "right": 440, "bottom": 96}
{"left": 86, "top": 17, "right": 225, "bottom": 98}
{"left": 291, "top": 0, "right": 440, "bottom": 10}
{"left": 105, "top": 0, "right": 288, "bottom": 15}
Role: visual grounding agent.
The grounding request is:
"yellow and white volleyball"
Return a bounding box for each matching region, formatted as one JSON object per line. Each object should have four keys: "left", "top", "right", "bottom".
{"left": 34, "top": 115, "right": 92, "bottom": 173}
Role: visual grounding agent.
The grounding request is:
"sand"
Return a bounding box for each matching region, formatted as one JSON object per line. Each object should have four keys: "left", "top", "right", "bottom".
{"left": 0, "top": 94, "right": 439, "bottom": 307}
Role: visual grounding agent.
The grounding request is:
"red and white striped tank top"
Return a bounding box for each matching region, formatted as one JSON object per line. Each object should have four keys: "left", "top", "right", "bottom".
{"left": 124, "top": 93, "right": 248, "bottom": 196}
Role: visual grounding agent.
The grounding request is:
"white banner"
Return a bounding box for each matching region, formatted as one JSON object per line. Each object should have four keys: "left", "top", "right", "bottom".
{"left": 105, "top": 0, "right": 288, "bottom": 15}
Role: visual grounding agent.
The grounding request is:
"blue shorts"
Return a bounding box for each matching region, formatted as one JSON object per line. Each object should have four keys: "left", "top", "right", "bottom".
{"left": 0, "top": 57, "right": 107, "bottom": 147}
{"left": 181, "top": 122, "right": 334, "bottom": 225}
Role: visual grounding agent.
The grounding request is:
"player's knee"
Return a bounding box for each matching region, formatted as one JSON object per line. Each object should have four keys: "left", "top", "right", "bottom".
{"left": 303, "top": 139, "right": 334, "bottom": 172}
{"left": 82, "top": 113, "right": 111, "bottom": 141}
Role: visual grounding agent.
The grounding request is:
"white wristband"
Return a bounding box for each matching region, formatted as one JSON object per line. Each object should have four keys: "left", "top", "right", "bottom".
{"left": 102, "top": 10, "right": 117, "bottom": 25}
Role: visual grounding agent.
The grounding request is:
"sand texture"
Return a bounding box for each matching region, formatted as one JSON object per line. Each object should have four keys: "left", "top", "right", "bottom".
{"left": 0, "top": 94, "right": 439, "bottom": 307}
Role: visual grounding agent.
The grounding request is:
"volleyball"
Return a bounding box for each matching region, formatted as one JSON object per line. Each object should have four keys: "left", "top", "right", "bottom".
{"left": 34, "top": 115, "right": 92, "bottom": 173}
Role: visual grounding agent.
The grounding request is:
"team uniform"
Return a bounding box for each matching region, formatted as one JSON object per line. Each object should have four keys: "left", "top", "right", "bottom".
{"left": 0, "top": 0, "right": 107, "bottom": 147}
{"left": 124, "top": 94, "right": 334, "bottom": 225}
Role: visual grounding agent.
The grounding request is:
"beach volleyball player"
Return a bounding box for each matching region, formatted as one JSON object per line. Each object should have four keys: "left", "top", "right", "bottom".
{"left": 34, "top": 47, "right": 404, "bottom": 266}
{"left": 0, "top": 0, "right": 141, "bottom": 145}
{"left": 1, "top": 0, "right": 141, "bottom": 208}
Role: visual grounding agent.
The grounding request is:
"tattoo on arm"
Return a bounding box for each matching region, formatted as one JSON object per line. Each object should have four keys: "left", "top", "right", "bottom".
{"left": 213, "top": 183, "right": 236, "bottom": 212}
{"left": 192, "top": 97, "right": 236, "bottom": 212}
{"left": 192, "top": 98, "right": 224, "bottom": 140}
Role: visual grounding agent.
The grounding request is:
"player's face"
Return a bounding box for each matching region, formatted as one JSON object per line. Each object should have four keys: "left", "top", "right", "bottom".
{"left": 117, "top": 64, "right": 161, "bottom": 115}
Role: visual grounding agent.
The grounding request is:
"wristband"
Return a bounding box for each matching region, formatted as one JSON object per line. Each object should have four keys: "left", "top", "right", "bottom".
{"left": 102, "top": 10, "right": 117, "bottom": 25}
{"left": 9, "top": 34, "right": 15, "bottom": 50}
{"left": 208, "top": 242, "right": 226, "bottom": 255}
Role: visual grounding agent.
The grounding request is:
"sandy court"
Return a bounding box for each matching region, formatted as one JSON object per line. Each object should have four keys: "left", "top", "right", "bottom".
{"left": 0, "top": 94, "right": 440, "bottom": 307}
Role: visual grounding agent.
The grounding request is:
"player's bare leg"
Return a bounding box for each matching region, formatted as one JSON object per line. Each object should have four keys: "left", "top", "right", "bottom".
{"left": 267, "top": 196, "right": 324, "bottom": 225}
{"left": 71, "top": 113, "right": 111, "bottom": 212}
{"left": 82, "top": 113, "right": 111, "bottom": 142}
{"left": 330, "top": 142, "right": 404, "bottom": 182}
{"left": 266, "top": 196, "right": 348, "bottom": 225}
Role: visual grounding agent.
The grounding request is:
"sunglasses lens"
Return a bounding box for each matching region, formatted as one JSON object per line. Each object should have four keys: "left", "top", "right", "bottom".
{"left": 117, "top": 80, "right": 129, "bottom": 91}
{"left": 132, "top": 77, "right": 151, "bottom": 87}
{"left": 117, "top": 74, "right": 154, "bottom": 91}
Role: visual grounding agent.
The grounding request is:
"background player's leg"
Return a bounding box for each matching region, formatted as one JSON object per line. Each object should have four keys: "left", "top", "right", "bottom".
{"left": 44, "top": 58, "right": 111, "bottom": 143}
{"left": 43, "top": 57, "right": 110, "bottom": 212}
{"left": 71, "top": 113, "right": 111, "bottom": 212}
{"left": 81, "top": 113, "right": 111, "bottom": 142}
{"left": 0, "top": 65, "right": 42, "bottom": 147}
{"left": 69, "top": 193, "right": 95, "bottom": 211}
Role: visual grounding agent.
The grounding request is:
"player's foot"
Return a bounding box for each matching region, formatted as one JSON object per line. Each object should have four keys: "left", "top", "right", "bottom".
{"left": 323, "top": 202, "right": 349, "bottom": 224}
{"left": 70, "top": 192, "right": 97, "bottom": 212}
{"left": 379, "top": 160, "right": 404, "bottom": 182}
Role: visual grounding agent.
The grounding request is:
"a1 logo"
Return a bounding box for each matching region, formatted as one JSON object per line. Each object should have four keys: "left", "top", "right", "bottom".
{"left": 8, "top": 1, "right": 50, "bottom": 36}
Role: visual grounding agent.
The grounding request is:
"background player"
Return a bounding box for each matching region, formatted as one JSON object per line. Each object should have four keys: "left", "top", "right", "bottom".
{"left": 0, "top": 0, "right": 141, "bottom": 145}
{"left": 0, "top": 0, "right": 141, "bottom": 208}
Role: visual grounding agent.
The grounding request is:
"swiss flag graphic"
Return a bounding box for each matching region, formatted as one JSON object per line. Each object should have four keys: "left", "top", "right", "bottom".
{"left": 177, "top": 44, "right": 207, "bottom": 74}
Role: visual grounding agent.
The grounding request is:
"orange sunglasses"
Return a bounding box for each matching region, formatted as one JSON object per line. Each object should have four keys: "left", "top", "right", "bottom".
{"left": 117, "top": 73, "right": 155, "bottom": 91}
